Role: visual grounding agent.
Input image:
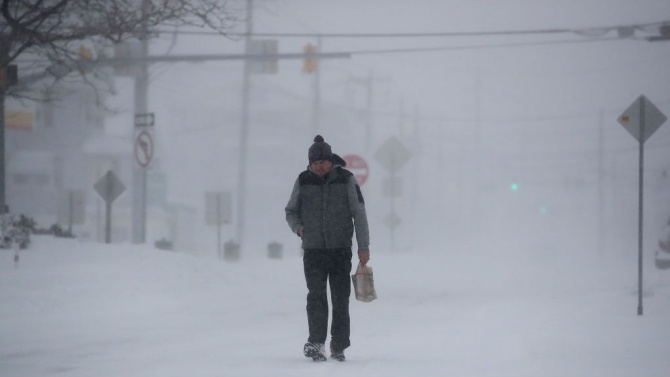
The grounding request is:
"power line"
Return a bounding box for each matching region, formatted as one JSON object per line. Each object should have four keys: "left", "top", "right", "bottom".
{"left": 347, "top": 36, "right": 626, "bottom": 55}
{"left": 159, "top": 20, "right": 668, "bottom": 39}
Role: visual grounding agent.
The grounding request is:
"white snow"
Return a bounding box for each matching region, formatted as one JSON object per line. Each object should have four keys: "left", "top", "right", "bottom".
{"left": 2, "top": 236, "right": 670, "bottom": 376}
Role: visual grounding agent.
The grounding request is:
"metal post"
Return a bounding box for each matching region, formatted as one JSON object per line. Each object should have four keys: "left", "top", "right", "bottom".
{"left": 68, "top": 191, "right": 74, "bottom": 233}
{"left": 312, "top": 37, "right": 322, "bottom": 135}
{"left": 597, "top": 110, "right": 605, "bottom": 259}
{"left": 216, "top": 193, "right": 222, "bottom": 258}
{"left": 365, "top": 70, "right": 373, "bottom": 149}
{"left": 105, "top": 201, "right": 112, "bottom": 244}
{"left": 390, "top": 153, "right": 396, "bottom": 254}
{"left": 132, "top": 0, "right": 150, "bottom": 244}
{"left": 0, "top": 86, "right": 6, "bottom": 214}
{"left": 637, "top": 99, "right": 645, "bottom": 316}
{"left": 106, "top": 173, "right": 113, "bottom": 243}
{"left": 236, "top": 0, "right": 253, "bottom": 252}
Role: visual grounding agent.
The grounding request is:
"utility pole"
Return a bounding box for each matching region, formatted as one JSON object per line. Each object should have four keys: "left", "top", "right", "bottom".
{"left": 0, "top": 78, "right": 6, "bottom": 214}
{"left": 365, "top": 70, "right": 373, "bottom": 149}
{"left": 311, "top": 37, "right": 322, "bottom": 136}
{"left": 0, "top": 37, "right": 15, "bottom": 214}
{"left": 236, "top": 0, "right": 253, "bottom": 252}
{"left": 597, "top": 110, "right": 605, "bottom": 258}
{"left": 131, "top": 0, "right": 150, "bottom": 244}
{"left": 473, "top": 67, "right": 482, "bottom": 229}
{"left": 349, "top": 70, "right": 389, "bottom": 149}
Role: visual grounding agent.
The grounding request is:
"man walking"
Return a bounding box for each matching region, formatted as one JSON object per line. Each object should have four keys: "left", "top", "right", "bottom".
{"left": 285, "top": 135, "right": 370, "bottom": 362}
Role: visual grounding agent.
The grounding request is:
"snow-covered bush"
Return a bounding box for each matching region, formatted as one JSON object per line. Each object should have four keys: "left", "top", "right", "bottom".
{"left": 0, "top": 213, "right": 32, "bottom": 249}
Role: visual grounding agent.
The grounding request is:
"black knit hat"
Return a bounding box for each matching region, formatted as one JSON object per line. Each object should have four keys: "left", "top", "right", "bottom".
{"left": 308, "top": 135, "right": 333, "bottom": 163}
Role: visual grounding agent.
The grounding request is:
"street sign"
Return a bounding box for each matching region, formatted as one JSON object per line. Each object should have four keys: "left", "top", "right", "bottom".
{"left": 374, "top": 137, "right": 412, "bottom": 174}
{"left": 94, "top": 170, "right": 126, "bottom": 204}
{"left": 134, "top": 130, "right": 154, "bottom": 168}
{"left": 616, "top": 95, "right": 667, "bottom": 316}
{"left": 618, "top": 95, "right": 667, "bottom": 143}
{"left": 342, "top": 154, "right": 369, "bottom": 186}
{"left": 134, "top": 112, "right": 155, "bottom": 127}
{"left": 94, "top": 170, "right": 126, "bottom": 244}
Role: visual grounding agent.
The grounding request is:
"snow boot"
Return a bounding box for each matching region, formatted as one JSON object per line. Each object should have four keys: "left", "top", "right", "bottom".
{"left": 330, "top": 345, "right": 345, "bottom": 362}
{"left": 303, "top": 342, "right": 327, "bottom": 362}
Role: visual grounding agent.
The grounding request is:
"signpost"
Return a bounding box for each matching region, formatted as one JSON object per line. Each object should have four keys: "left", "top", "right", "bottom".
{"left": 205, "top": 191, "right": 232, "bottom": 259}
{"left": 94, "top": 170, "right": 126, "bottom": 244}
{"left": 57, "top": 190, "right": 86, "bottom": 233}
{"left": 132, "top": 112, "right": 154, "bottom": 244}
{"left": 374, "top": 137, "right": 412, "bottom": 252}
{"left": 617, "top": 95, "right": 666, "bottom": 316}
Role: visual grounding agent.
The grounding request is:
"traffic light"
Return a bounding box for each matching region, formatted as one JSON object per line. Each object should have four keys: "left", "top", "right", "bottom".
{"left": 303, "top": 44, "right": 318, "bottom": 73}
{"left": 510, "top": 183, "right": 519, "bottom": 191}
{"left": 77, "top": 46, "right": 93, "bottom": 74}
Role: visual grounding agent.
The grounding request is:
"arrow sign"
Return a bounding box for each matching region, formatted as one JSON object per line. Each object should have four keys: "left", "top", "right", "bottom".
{"left": 618, "top": 95, "right": 666, "bottom": 143}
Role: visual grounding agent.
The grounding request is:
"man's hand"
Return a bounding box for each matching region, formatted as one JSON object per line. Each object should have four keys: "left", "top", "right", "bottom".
{"left": 358, "top": 251, "right": 370, "bottom": 266}
{"left": 297, "top": 225, "right": 304, "bottom": 237}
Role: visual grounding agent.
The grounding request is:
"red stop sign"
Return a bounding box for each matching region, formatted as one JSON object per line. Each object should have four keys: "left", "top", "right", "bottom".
{"left": 342, "top": 154, "right": 369, "bottom": 186}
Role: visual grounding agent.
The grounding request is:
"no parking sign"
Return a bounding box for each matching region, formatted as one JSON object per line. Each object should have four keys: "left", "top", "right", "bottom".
{"left": 134, "top": 130, "right": 154, "bottom": 168}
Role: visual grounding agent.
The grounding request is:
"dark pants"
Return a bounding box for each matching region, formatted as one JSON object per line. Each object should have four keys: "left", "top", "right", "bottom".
{"left": 303, "top": 247, "right": 352, "bottom": 352}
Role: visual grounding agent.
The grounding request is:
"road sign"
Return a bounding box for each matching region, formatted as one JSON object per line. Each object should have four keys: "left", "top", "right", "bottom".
{"left": 94, "top": 170, "right": 126, "bottom": 204}
{"left": 134, "top": 112, "right": 155, "bottom": 127}
{"left": 342, "top": 154, "right": 369, "bottom": 186}
{"left": 134, "top": 130, "right": 154, "bottom": 168}
{"left": 616, "top": 95, "right": 667, "bottom": 316}
{"left": 94, "top": 171, "right": 126, "bottom": 244}
{"left": 374, "top": 137, "right": 412, "bottom": 174}
{"left": 618, "top": 95, "right": 667, "bottom": 143}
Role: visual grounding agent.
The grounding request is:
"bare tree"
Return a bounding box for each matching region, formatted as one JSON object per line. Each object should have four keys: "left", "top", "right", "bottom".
{"left": 1, "top": 0, "right": 239, "bottom": 90}
{"left": 0, "top": 0, "right": 240, "bottom": 213}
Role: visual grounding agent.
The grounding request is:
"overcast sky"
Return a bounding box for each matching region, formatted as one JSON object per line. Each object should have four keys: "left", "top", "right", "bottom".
{"left": 102, "top": 0, "right": 670, "bottom": 255}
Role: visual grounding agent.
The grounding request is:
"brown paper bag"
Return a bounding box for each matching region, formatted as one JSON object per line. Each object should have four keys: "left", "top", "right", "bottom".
{"left": 352, "top": 263, "right": 377, "bottom": 302}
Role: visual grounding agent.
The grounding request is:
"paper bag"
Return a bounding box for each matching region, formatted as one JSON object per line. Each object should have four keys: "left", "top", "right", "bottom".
{"left": 351, "top": 263, "right": 377, "bottom": 302}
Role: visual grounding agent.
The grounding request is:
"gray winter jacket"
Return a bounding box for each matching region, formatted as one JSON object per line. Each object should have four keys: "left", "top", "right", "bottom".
{"left": 285, "top": 165, "right": 370, "bottom": 252}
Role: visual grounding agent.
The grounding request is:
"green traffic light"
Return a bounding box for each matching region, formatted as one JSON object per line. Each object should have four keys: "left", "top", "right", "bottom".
{"left": 510, "top": 183, "right": 519, "bottom": 191}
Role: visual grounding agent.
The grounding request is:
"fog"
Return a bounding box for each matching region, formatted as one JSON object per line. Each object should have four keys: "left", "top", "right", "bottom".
{"left": 4, "top": 1, "right": 670, "bottom": 374}
{"left": 10, "top": 1, "right": 670, "bottom": 261}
